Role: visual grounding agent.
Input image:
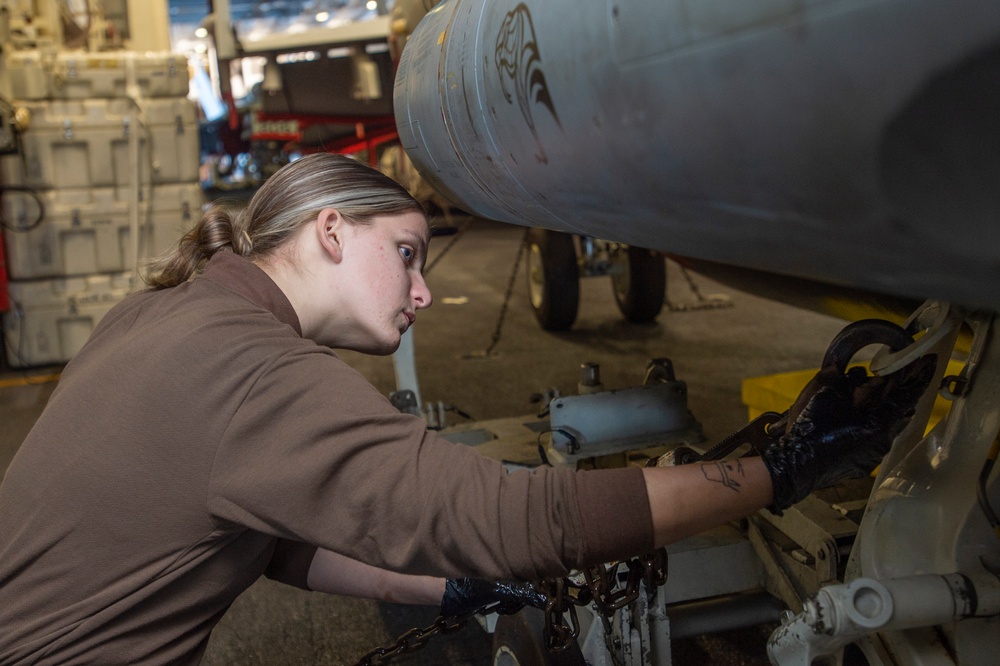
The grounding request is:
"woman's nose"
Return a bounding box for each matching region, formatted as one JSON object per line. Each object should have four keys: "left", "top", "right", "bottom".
{"left": 413, "top": 272, "right": 433, "bottom": 309}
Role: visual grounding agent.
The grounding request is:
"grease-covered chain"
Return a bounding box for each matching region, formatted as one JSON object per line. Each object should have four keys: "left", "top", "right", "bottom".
{"left": 586, "top": 548, "right": 669, "bottom": 616}
{"left": 537, "top": 576, "right": 586, "bottom": 653}
{"left": 353, "top": 607, "right": 492, "bottom": 666}
{"left": 540, "top": 547, "right": 669, "bottom": 653}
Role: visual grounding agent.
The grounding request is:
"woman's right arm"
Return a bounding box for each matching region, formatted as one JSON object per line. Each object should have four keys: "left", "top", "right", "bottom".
{"left": 643, "top": 457, "right": 773, "bottom": 547}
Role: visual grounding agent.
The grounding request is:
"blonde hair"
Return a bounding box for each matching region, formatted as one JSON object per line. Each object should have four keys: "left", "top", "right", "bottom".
{"left": 144, "top": 153, "right": 424, "bottom": 289}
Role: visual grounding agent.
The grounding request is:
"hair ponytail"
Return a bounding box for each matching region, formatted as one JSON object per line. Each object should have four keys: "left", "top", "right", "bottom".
{"left": 143, "top": 203, "right": 248, "bottom": 289}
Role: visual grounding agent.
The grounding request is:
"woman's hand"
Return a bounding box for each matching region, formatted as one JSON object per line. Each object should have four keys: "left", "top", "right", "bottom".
{"left": 761, "top": 354, "right": 937, "bottom": 512}
{"left": 440, "top": 578, "right": 547, "bottom": 617}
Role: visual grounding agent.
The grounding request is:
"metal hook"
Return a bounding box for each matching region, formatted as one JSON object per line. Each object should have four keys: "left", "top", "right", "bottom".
{"left": 820, "top": 319, "right": 914, "bottom": 374}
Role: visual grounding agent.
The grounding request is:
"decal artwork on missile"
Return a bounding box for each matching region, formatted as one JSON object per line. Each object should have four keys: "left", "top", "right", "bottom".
{"left": 494, "top": 3, "right": 562, "bottom": 163}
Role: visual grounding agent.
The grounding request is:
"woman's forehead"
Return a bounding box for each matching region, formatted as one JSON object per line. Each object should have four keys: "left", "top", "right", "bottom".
{"left": 378, "top": 210, "right": 430, "bottom": 240}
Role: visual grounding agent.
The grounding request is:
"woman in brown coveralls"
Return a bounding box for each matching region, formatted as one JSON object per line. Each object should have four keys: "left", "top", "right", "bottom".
{"left": 0, "top": 154, "right": 934, "bottom": 664}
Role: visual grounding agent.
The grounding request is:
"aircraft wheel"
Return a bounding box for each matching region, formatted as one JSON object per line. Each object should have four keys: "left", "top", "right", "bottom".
{"left": 492, "top": 608, "right": 586, "bottom": 666}
{"left": 526, "top": 228, "right": 579, "bottom": 331}
{"left": 610, "top": 245, "right": 666, "bottom": 323}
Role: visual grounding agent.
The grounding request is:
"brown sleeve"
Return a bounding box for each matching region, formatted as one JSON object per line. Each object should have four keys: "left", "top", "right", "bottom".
{"left": 574, "top": 467, "right": 654, "bottom": 565}
{"left": 209, "top": 348, "right": 654, "bottom": 580}
{"left": 263, "top": 539, "right": 318, "bottom": 589}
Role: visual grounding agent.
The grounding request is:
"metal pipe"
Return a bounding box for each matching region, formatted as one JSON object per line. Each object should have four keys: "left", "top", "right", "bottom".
{"left": 577, "top": 362, "right": 603, "bottom": 395}
{"left": 124, "top": 55, "right": 140, "bottom": 283}
{"left": 665, "top": 591, "right": 786, "bottom": 641}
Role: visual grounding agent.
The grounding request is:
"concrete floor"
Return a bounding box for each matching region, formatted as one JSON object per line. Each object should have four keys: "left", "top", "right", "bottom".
{"left": 0, "top": 217, "right": 854, "bottom": 665}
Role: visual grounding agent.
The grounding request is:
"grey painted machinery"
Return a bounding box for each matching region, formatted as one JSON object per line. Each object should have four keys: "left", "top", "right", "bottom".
{"left": 394, "top": 0, "right": 1000, "bottom": 314}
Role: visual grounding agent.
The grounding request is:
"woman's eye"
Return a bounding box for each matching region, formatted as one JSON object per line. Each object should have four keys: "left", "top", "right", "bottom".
{"left": 399, "top": 246, "right": 415, "bottom": 263}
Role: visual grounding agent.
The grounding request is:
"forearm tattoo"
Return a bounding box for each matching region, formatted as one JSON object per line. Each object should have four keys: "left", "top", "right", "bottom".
{"left": 701, "top": 460, "right": 745, "bottom": 492}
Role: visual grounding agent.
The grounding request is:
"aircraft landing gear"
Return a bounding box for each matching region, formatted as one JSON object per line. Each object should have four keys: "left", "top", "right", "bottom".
{"left": 526, "top": 228, "right": 666, "bottom": 331}
{"left": 527, "top": 228, "right": 580, "bottom": 331}
{"left": 610, "top": 244, "right": 667, "bottom": 324}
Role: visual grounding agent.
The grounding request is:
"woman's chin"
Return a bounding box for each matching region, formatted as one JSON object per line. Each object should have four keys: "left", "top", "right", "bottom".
{"left": 365, "top": 333, "right": 403, "bottom": 356}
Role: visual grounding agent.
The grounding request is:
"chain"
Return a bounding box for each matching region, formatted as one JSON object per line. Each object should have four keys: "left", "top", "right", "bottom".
{"left": 423, "top": 217, "right": 473, "bottom": 276}
{"left": 352, "top": 547, "right": 668, "bottom": 664}
{"left": 465, "top": 228, "right": 528, "bottom": 358}
{"left": 483, "top": 229, "right": 528, "bottom": 356}
{"left": 586, "top": 550, "right": 669, "bottom": 615}
{"left": 540, "top": 547, "right": 669, "bottom": 654}
{"left": 536, "top": 575, "right": 588, "bottom": 652}
{"left": 665, "top": 262, "right": 734, "bottom": 312}
{"left": 423, "top": 220, "right": 526, "bottom": 358}
{"left": 352, "top": 608, "right": 489, "bottom": 666}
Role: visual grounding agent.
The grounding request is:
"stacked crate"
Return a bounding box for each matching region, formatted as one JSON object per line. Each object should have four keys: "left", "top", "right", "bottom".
{"left": 1, "top": 50, "right": 203, "bottom": 367}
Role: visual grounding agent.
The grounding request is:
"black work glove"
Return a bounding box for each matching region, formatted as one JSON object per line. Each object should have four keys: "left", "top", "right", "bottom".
{"left": 440, "top": 578, "right": 547, "bottom": 617}
{"left": 761, "top": 354, "right": 937, "bottom": 513}
{"left": 646, "top": 445, "right": 702, "bottom": 467}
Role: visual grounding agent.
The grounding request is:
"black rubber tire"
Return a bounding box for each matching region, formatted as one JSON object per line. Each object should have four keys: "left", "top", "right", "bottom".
{"left": 611, "top": 245, "right": 666, "bottom": 323}
{"left": 525, "top": 228, "right": 580, "bottom": 331}
{"left": 492, "top": 608, "right": 586, "bottom": 666}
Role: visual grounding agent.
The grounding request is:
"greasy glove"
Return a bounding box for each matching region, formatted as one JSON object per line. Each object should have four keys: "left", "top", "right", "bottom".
{"left": 761, "top": 354, "right": 937, "bottom": 513}
{"left": 440, "top": 578, "right": 547, "bottom": 617}
{"left": 646, "top": 445, "right": 702, "bottom": 467}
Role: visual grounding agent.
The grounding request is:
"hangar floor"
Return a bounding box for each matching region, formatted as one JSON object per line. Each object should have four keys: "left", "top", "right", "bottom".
{"left": 0, "top": 217, "right": 855, "bottom": 665}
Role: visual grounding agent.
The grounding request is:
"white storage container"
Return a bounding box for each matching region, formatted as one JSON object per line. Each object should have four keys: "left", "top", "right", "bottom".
{"left": 2, "top": 182, "right": 202, "bottom": 279}
{"left": 0, "top": 97, "right": 200, "bottom": 190}
{"left": 6, "top": 50, "right": 190, "bottom": 100}
{"left": 3, "top": 273, "right": 134, "bottom": 367}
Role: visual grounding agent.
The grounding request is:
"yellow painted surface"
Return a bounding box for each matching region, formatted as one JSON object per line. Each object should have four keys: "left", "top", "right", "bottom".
{"left": 0, "top": 373, "right": 61, "bottom": 389}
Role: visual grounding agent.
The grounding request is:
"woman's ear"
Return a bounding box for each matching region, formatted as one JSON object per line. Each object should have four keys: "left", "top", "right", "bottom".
{"left": 316, "top": 208, "right": 344, "bottom": 263}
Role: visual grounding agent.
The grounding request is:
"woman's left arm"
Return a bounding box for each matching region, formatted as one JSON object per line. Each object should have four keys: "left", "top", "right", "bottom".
{"left": 306, "top": 548, "right": 446, "bottom": 605}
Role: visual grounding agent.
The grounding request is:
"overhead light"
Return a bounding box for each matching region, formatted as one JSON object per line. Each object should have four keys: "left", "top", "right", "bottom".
{"left": 366, "top": 1, "right": 378, "bottom": 10}
{"left": 276, "top": 50, "right": 319, "bottom": 64}
{"left": 194, "top": 27, "right": 208, "bottom": 38}
{"left": 315, "top": 11, "right": 329, "bottom": 22}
